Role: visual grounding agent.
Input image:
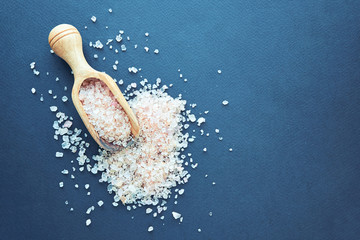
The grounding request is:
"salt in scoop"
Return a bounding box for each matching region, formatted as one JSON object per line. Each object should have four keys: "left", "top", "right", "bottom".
{"left": 48, "top": 24, "right": 140, "bottom": 152}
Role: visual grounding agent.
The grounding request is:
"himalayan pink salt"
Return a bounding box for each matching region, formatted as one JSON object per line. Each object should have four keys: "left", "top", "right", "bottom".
{"left": 93, "top": 88, "right": 190, "bottom": 205}
{"left": 79, "top": 79, "right": 132, "bottom": 148}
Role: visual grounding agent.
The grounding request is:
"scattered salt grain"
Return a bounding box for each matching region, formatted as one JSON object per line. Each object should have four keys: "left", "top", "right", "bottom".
{"left": 30, "top": 62, "right": 35, "bottom": 69}
{"left": 86, "top": 219, "right": 91, "bottom": 226}
{"left": 94, "top": 54, "right": 98, "bottom": 59}
{"left": 178, "top": 189, "right": 184, "bottom": 195}
{"left": 48, "top": 90, "right": 53, "bottom": 95}
{"left": 70, "top": 208, "right": 74, "bottom": 211}
{"left": 97, "top": 200, "right": 104, "bottom": 207}
{"left": 55, "top": 152, "right": 63, "bottom": 157}
{"left": 198, "top": 229, "right": 202, "bottom": 233}
{"left": 154, "top": 49, "right": 159, "bottom": 54}
{"left": 31, "top": 88, "right": 36, "bottom": 94}
{"left": 50, "top": 106, "right": 58, "bottom": 112}
{"left": 59, "top": 182, "right": 64, "bottom": 188}
{"left": 62, "top": 96, "right": 68, "bottom": 102}
{"left": 108, "top": 8, "right": 112, "bottom": 13}
{"left": 148, "top": 226, "right": 153, "bottom": 232}
{"left": 222, "top": 100, "right": 229, "bottom": 106}
{"left": 203, "top": 148, "right": 207, "bottom": 152}
{"left": 172, "top": 211, "right": 181, "bottom": 220}
{"left": 144, "top": 47, "right": 149, "bottom": 52}
{"left": 146, "top": 208, "right": 153, "bottom": 214}
{"left": 209, "top": 211, "right": 213, "bottom": 216}
{"left": 113, "top": 65, "right": 117, "bottom": 70}
{"left": 121, "top": 45, "right": 126, "bottom": 52}
{"left": 91, "top": 16, "right": 96, "bottom": 22}
{"left": 229, "top": 148, "right": 233, "bottom": 152}
{"left": 212, "top": 182, "right": 216, "bottom": 185}
{"left": 218, "top": 70, "right": 222, "bottom": 74}
{"left": 85, "top": 184, "right": 90, "bottom": 189}
{"left": 33, "top": 69, "right": 40, "bottom": 75}
{"left": 145, "top": 32, "right": 149, "bottom": 37}
{"left": 61, "top": 169, "right": 69, "bottom": 175}
{"left": 128, "top": 67, "right": 138, "bottom": 73}
{"left": 188, "top": 114, "right": 196, "bottom": 122}
{"left": 55, "top": 77, "right": 59, "bottom": 81}
{"left": 75, "top": 184, "right": 79, "bottom": 189}
{"left": 197, "top": 117, "right": 205, "bottom": 126}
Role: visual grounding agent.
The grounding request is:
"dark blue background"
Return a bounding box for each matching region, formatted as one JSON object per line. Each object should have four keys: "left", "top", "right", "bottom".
{"left": 1, "top": 1, "right": 360, "bottom": 239}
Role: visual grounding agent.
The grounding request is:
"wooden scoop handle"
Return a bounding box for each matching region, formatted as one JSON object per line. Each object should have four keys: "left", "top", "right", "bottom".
{"left": 48, "top": 24, "right": 93, "bottom": 77}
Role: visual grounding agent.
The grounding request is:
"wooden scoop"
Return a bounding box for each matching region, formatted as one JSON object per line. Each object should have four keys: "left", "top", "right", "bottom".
{"left": 48, "top": 24, "right": 140, "bottom": 152}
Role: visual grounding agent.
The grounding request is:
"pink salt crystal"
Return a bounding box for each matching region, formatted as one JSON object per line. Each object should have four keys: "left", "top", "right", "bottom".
{"left": 63, "top": 120, "right": 73, "bottom": 128}
{"left": 79, "top": 79, "right": 131, "bottom": 148}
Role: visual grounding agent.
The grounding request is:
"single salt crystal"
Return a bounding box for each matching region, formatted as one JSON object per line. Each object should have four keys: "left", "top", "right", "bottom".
{"left": 50, "top": 106, "right": 58, "bottom": 112}
{"left": 119, "top": 79, "right": 124, "bottom": 85}
{"left": 46, "top": 72, "right": 49, "bottom": 75}
{"left": 229, "top": 148, "right": 233, "bottom": 152}
{"left": 203, "top": 148, "right": 207, "bottom": 152}
{"left": 94, "top": 54, "right": 98, "bottom": 59}
{"left": 131, "top": 83, "right": 137, "bottom": 88}
{"left": 215, "top": 129, "right": 220, "bottom": 133}
{"left": 204, "top": 110, "right": 209, "bottom": 114}
{"left": 59, "top": 182, "right": 64, "bottom": 188}
{"left": 55, "top": 152, "right": 64, "bottom": 157}
{"left": 65, "top": 200, "right": 68, "bottom": 205}
{"left": 75, "top": 184, "right": 79, "bottom": 188}
{"left": 121, "top": 45, "right": 126, "bottom": 51}
{"left": 116, "top": 34, "right": 122, "bottom": 42}
{"left": 178, "top": 189, "right": 184, "bottom": 195}
{"left": 222, "top": 100, "right": 229, "bottom": 106}
{"left": 144, "top": 47, "right": 149, "bottom": 52}
{"left": 127, "top": 36, "right": 130, "bottom": 41}
{"left": 172, "top": 211, "right": 181, "bottom": 219}
{"left": 127, "top": 206, "right": 131, "bottom": 211}
{"left": 85, "top": 184, "right": 90, "bottom": 189}
{"left": 112, "top": 202, "right": 118, "bottom": 207}
{"left": 108, "top": 8, "right": 112, "bottom": 13}
{"left": 153, "top": 212, "right": 157, "bottom": 217}
{"left": 70, "top": 208, "right": 74, "bottom": 211}
{"left": 64, "top": 86, "right": 67, "bottom": 91}
{"left": 146, "top": 208, "right": 152, "bottom": 214}
{"left": 115, "top": 60, "right": 119, "bottom": 65}
{"left": 212, "top": 182, "right": 216, "bottom": 185}
{"left": 119, "top": 30, "right": 124, "bottom": 34}
{"left": 145, "top": 32, "right": 149, "bottom": 37}
{"left": 128, "top": 67, "right": 138, "bottom": 73}
{"left": 198, "top": 229, "right": 202, "bottom": 233}
{"left": 197, "top": 117, "right": 205, "bottom": 126}
{"left": 55, "top": 77, "right": 59, "bottom": 81}
{"left": 209, "top": 212, "right": 213, "bottom": 216}
{"left": 86, "top": 219, "right": 91, "bottom": 226}
{"left": 97, "top": 200, "right": 104, "bottom": 207}
{"left": 148, "top": 226, "right": 153, "bottom": 232}
{"left": 134, "top": 44, "right": 138, "bottom": 48}
{"left": 205, "top": 174, "right": 208, "bottom": 178}
{"left": 87, "top": 192, "right": 91, "bottom": 196}
{"left": 30, "top": 62, "right": 35, "bottom": 69}
{"left": 48, "top": 90, "right": 53, "bottom": 95}
{"left": 63, "top": 120, "right": 72, "bottom": 128}
{"left": 91, "top": 16, "right": 96, "bottom": 22}
{"left": 94, "top": 40, "right": 103, "bottom": 49}
{"left": 180, "top": 74, "right": 183, "bottom": 78}
{"left": 113, "top": 65, "right": 117, "bottom": 70}
{"left": 50, "top": 49, "right": 54, "bottom": 53}
{"left": 31, "top": 88, "right": 36, "bottom": 94}
{"left": 218, "top": 69, "right": 222, "bottom": 74}
{"left": 33, "top": 69, "right": 40, "bottom": 75}
{"left": 154, "top": 49, "right": 159, "bottom": 54}
{"left": 188, "top": 114, "right": 196, "bottom": 122}
{"left": 61, "top": 169, "right": 69, "bottom": 175}
{"left": 62, "top": 96, "right": 68, "bottom": 102}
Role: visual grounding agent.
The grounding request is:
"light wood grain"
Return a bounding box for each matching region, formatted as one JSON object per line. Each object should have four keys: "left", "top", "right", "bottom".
{"left": 48, "top": 24, "right": 140, "bottom": 151}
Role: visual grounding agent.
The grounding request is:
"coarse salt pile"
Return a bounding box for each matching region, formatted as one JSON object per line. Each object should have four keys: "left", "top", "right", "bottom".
{"left": 79, "top": 79, "right": 132, "bottom": 148}
{"left": 92, "top": 86, "right": 190, "bottom": 205}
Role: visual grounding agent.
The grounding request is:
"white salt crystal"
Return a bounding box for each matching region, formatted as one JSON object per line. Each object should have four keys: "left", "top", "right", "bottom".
{"left": 59, "top": 182, "right": 64, "bottom": 188}
{"left": 70, "top": 208, "right": 74, "bottom": 211}
{"left": 197, "top": 117, "right": 205, "bottom": 126}
{"left": 50, "top": 106, "right": 58, "bottom": 112}
{"left": 188, "top": 114, "right": 196, "bottom": 122}
{"left": 94, "top": 40, "right": 103, "bottom": 49}
{"left": 86, "top": 219, "right": 91, "bottom": 226}
{"left": 209, "top": 212, "right": 213, "bottom": 216}
{"left": 121, "top": 45, "right": 126, "bottom": 51}
{"left": 116, "top": 34, "right": 122, "bottom": 42}
{"left": 229, "top": 148, "right": 233, "bottom": 152}
{"left": 198, "top": 229, "right": 202, "bottom": 232}
{"left": 178, "top": 189, "right": 184, "bottom": 195}
{"left": 108, "top": 8, "right": 112, "bottom": 13}
{"left": 215, "top": 129, "right": 220, "bottom": 133}
{"left": 148, "top": 226, "right": 153, "bottom": 232}
{"left": 33, "top": 69, "right": 40, "bottom": 75}
{"left": 146, "top": 208, "right": 152, "bottom": 214}
{"left": 50, "top": 49, "right": 54, "bottom": 53}
{"left": 222, "top": 100, "right": 229, "bottom": 106}
{"left": 145, "top": 32, "right": 149, "bottom": 37}
{"left": 97, "top": 200, "right": 104, "bottom": 207}
{"left": 75, "top": 184, "right": 79, "bottom": 188}
{"left": 94, "top": 54, "right": 98, "bottom": 59}
{"left": 172, "top": 211, "right": 181, "bottom": 219}
{"left": 203, "top": 148, "right": 207, "bottom": 152}
{"left": 61, "top": 169, "right": 68, "bottom": 175}
{"left": 85, "top": 184, "right": 90, "bottom": 189}
{"left": 91, "top": 16, "right": 96, "bottom": 22}
{"left": 212, "top": 182, "right": 216, "bottom": 185}
{"left": 31, "top": 88, "right": 36, "bottom": 94}
{"left": 218, "top": 69, "right": 222, "bottom": 74}
{"left": 55, "top": 152, "right": 63, "bottom": 157}
{"left": 144, "top": 47, "right": 149, "bottom": 52}
{"left": 113, "top": 65, "right": 117, "bottom": 70}
{"left": 154, "top": 49, "right": 159, "bottom": 54}
{"left": 48, "top": 90, "right": 53, "bottom": 95}
{"left": 62, "top": 96, "right": 68, "bottom": 102}
{"left": 30, "top": 62, "right": 35, "bottom": 69}
{"left": 55, "top": 77, "right": 59, "bottom": 81}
